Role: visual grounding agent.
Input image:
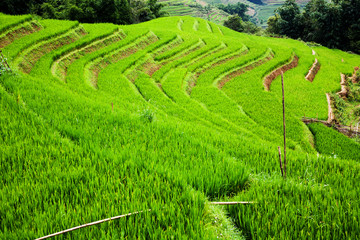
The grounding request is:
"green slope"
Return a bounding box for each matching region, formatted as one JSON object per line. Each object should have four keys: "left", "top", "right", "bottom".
{"left": 196, "top": 0, "right": 311, "bottom": 27}
{"left": 1, "top": 14, "right": 359, "bottom": 239}
{"left": 160, "top": 0, "right": 230, "bottom": 25}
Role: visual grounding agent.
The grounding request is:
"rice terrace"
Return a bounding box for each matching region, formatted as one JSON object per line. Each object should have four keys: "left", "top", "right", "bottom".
{"left": 1, "top": 11, "right": 360, "bottom": 240}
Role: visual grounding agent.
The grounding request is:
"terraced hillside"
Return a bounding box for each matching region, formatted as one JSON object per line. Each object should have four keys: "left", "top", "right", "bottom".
{"left": 253, "top": 0, "right": 310, "bottom": 26}
{"left": 1, "top": 14, "right": 360, "bottom": 239}
{"left": 160, "top": 0, "right": 229, "bottom": 24}
{"left": 200, "top": 0, "right": 310, "bottom": 27}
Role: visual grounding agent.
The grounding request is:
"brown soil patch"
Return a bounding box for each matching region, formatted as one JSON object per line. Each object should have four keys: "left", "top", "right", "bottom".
{"left": 89, "top": 33, "right": 158, "bottom": 88}
{"left": 54, "top": 30, "right": 125, "bottom": 81}
{"left": 303, "top": 117, "right": 360, "bottom": 137}
{"left": 140, "top": 59, "right": 161, "bottom": 76}
{"left": 195, "top": 49, "right": 249, "bottom": 79}
{"left": 19, "top": 26, "right": 88, "bottom": 74}
{"left": 0, "top": 21, "right": 42, "bottom": 48}
{"left": 186, "top": 49, "right": 249, "bottom": 94}
{"left": 195, "top": 0, "right": 207, "bottom": 7}
{"left": 351, "top": 67, "right": 359, "bottom": 83}
{"left": 264, "top": 55, "right": 299, "bottom": 91}
{"left": 161, "top": 41, "right": 204, "bottom": 65}
{"left": 52, "top": 31, "right": 125, "bottom": 81}
{"left": 218, "top": 52, "right": 274, "bottom": 89}
{"left": 246, "top": 8, "right": 256, "bottom": 17}
{"left": 184, "top": 44, "right": 226, "bottom": 69}
{"left": 337, "top": 73, "right": 348, "bottom": 99}
{"left": 90, "top": 48, "right": 132, "bottom": 86}
{"left": 186, "top": 75, "right": 197, "bottom": 95}
{"left": 326, "top": 72, "right": 355, "bottom": 124}
{"left": 126, "top": 71, "right": 140, "bottom": 83}
{"left": 305, "top": 58, "right": 320, "bottom": 82}
{"left": 153, "top": 37, "right": 183, "bottom": 58}
{"left": 326, "top": 93, "right": 335, "bottom": 123}
{"left": 210, "top": 50, "right": 248, "bottom": 70}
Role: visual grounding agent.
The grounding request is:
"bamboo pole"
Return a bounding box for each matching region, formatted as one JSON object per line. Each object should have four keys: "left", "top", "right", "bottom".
{"left": 210, "top": 201, "right": 255, "bottom": 205}
{"left": 35, "top": 209, "right": 151, "bottom": 240}
{"left": 281, "top": 72, "right": 287, "bottom": 178}
{"left": 35, "top": 200, "right": 255, "bottom": 240}
{"left": 278, "top": 146, "right": 284, "bottom": 178}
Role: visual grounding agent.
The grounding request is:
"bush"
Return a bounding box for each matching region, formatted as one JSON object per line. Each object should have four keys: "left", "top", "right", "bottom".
{"left": 0, "top": 54, "right": 11, "bottom": 76}
{"left": 139, "top": 107, "right": 155, "bottom": 123}
{"left": 224, "top": 15, "right": 261, "bottom": 34}
{"left": 224, "top": 15, "right": 244, "bottom": 32}
{"left": 354, "top": 106, "right": 360, "bottom": 117}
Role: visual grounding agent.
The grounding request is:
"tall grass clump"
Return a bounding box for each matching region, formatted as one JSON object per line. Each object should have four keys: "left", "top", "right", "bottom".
{"left": 308, "top": 123, "right": 360, "bottom": 161}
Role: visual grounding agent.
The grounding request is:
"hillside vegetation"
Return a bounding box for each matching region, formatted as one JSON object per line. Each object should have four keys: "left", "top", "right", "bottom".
{"left": 160, "top": 0, "right": 231, "bottom": 24}
{"left": 174, "top": 0, "right": 310, "bottom": 27}
{"left": 0, "top": 14, "right": 359, "bottom": 239}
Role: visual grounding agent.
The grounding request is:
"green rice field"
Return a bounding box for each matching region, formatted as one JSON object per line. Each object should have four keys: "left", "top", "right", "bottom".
{"left": 160, "top": 0, "right": 229, "bottom": 25}
{"left": 0, "top": 13, "right": 359, "bottom": 239}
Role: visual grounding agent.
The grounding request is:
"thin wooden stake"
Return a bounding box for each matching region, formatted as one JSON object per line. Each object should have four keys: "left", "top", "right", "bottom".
{"left": 278, "top": 146, "right": 284, "bottom": 177}
{"left": 281, "top": 72, "right": 287, "bottom": 179}
{"left": 210, "top": 201, "right": 255, "bottom": 205}
{"left": 111, "top": 102, "right": 113, "bottom": 111}
{"left": 35, "top": 209, "right": 151, "bottom": 240}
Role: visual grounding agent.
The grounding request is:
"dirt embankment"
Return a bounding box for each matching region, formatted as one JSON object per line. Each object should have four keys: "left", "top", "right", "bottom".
{"left": 194, "top": 49, "right": 249, "bottom": 80}
{"left": 246, "top": 8, "right": 256, "bottom": 17}
{"left": 53, "top": 30, "right": 125, "bottom": 81}
{"left": 325, "top": 75, "right": 347, "bottom": 124}
{"left": 337, "top": 73, "right": 348, "bottom": 99}
{"left": 90, "top": 34, "right": 159, "bottom": 87}
{"left": 327, "top": 67, "right": 359, "bottom": 124}
{"left": 126, "top": 58, "right": 161, "bottom": 83}
{"left": 303, "top": 117, "right": 360, "bottom": 137}
{"left": 305, "top": 58, "right": 320, "bottom": 82}
{"left": 326, "top": 93, "right": 335, "bottom": 123}
{"left": 186, "top": 49, "right": 248, "bottom": 94}
{"left": 351, "top": 67, "right": 359, "bottom": 83}
{"left": 140, "top": 59, "right": 161, "bottom": 77}
{"left": 161, "top": 41, "right": 204, "bottom": 66}
{"left": 218, "top": 52, "right": 274, "bottom": 89}
{"left": 264, "top": 55, "right": 299, "bottom": 91}
{"left": 195, "top": 0, "right": 207, "bottom": 7}
{"left": 153, "top": 37, "right": 182, "bottom": 58}
{"left": 335, "top": 68, "right": 360, "bottom": 100}
{"left": 0, "top": 21, "right": 42, "bottom": 48}
{"left": 19, "top": 26, "right": 88, "bottom": 74}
